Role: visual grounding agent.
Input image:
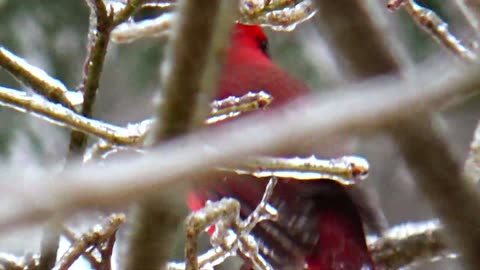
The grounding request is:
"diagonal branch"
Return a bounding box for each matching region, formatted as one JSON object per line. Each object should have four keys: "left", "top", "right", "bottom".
{"left": 0, "top": 86, "right": 141, "bottom": 145}
{"left": 0, "top": 60, "right": 478, "bottom": 233}
{"left": 0, "top": 47, "right": 79, "bottom": 110}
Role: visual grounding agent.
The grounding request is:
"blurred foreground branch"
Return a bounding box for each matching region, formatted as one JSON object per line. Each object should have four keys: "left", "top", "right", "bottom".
{"left": 125, "top": 0, "right": 232, "bottom": 269}
{"left": 369, "top": 220, "right": 452, "bottom": 269}
{"left": 0, "top": 59, "right": 477, "bottom": 232}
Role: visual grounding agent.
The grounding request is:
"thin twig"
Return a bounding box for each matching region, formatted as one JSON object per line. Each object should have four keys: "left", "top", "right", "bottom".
{"left": 388, "top": 0, "right": 477, "bottom": 61}
{"left": 222, "top": 155, "right": 369, "bottom": 185}
{"left": 54, "top": 214, "right": 125, "bottom": 270}
{"left": 175, "top": 178, "right": 277, "bottom": 270}
{"left": 111, "top": 12, "right": 174, "bottom": 43}
{"left": 0, "top": 47, "right": 79, "bottom": 110}
{"left": 112, "top": 0, "right": 147, "bottom": 26}
{"left": 68, "top": 0, "right": 113, "bottom": 156}
{"left": 69, "top": 0, "right": 146, "bottom": 155}
{"left": 239, "top": 0, "right": 316, "bottom": 30}
{"left": 0, "top": 86, "right": 142, "bottom": 145}
{"left": 61, "top": 226, "right": 101, "bottom": 269}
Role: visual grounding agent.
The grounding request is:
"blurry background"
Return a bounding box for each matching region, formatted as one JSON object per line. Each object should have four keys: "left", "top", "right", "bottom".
{"left": 0, "top": 0, "right": 478, "bottom": 269}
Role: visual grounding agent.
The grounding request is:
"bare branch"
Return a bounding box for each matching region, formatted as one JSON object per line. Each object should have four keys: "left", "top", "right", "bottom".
{"left": 0, "top": 47, "right": 80, "bottom": 110}
{"left": 112, "top": 0, "right": 148, "bottom": 26}
{"left": 222, "top": 155, "right": 369, "bottom": 185}
{"left": 54, "top": 214, "right": 125, "bottom": 270}
{"left": 0, "top": 86, "right": 142, "bottom": 145}
{"left": 239, "top": 0, "right": 316, "bottom": 30}
{"left": 452, "top": 0, "right": 480, "bottom": 33}
{"left": 111, "top": 12, "right": 174, "bottom": 43}
{"left": 206, "top": 91, "right": 273, "bottom": 124}
{"left": 69, "top": 0, "right": 114, "bottom": 155}
{"left": 61, "top": 226, "right": 102, "bottom": 268}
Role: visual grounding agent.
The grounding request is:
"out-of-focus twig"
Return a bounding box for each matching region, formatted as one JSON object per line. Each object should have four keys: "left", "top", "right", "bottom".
{"left": 464, "top": 120, "right": 480, "bottom": 183}
{"left": 369, "top": 220, "right": 454, "bottom": 269}
{"left": 453, "top": 0, "right": 480, "bottom": 33}
{"left": 0, "top": 253, "right": 39, "bottom": 270}
{"left": 313, "top": 0, "right": 401, "bottom": 79}
{"left": 111, "top": 12, "right": 174, "bottom": 43}
{"left": 239, "top": 0, "right": 316, "bottom": 30}
{"left": 387, "top": 0, "right": 477, "bottom": 61}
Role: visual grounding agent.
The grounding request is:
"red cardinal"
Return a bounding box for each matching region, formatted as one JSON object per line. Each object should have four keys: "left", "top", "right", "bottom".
{"left": 188, "top": 24, "right": 375, "bottom": 270}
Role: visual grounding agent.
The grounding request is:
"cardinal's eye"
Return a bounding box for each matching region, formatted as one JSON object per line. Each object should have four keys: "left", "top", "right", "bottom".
{"left": 260, "top": 40, "right": 270, "bottom": 58}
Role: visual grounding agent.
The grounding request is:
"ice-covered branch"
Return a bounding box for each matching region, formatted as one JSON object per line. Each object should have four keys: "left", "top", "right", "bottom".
{"left": 388, "top": 0, "right": 477, "bottom": 61}
{"left": 0, "top": 86, "right": 142, "bottom": 145}
{"left": 0, "top": 47, "right": 81, "bottom": 110}
{"left": 111, "top": 0, "right": 317, "bottom": 44}
{"left": 53, "top": 214, "right": 125, "bottom": 270}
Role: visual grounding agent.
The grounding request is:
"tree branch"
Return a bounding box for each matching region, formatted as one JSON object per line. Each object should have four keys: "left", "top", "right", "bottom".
{"left": 0, "top": 47, "right": 79, "bottom": 110}
{"left": 0, "top": 61, "right": 477, "bottom": 233}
